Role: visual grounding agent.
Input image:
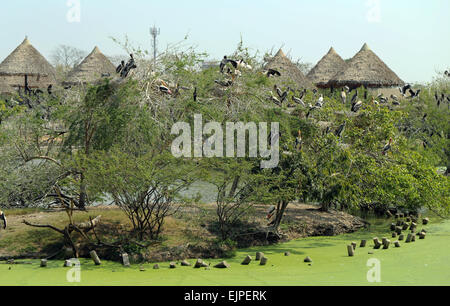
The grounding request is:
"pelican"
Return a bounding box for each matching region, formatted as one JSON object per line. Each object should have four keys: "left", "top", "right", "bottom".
{"left": 0, "top": 211, "right": 6, "bottom": 229}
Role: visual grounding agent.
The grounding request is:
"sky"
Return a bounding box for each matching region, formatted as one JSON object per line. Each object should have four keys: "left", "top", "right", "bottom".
{"left": 0, "top": 0, "right": 449, "bottom": 83}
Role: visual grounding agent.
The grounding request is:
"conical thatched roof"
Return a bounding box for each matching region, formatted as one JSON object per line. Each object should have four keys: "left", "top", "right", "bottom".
{"left": 0, "top": 37, "right": 56, "bottom": 78}
{"left": 64, "top": 46, "right": 116, "bottom": 85}
{"left": 307, "top": 47, "right": 348, "bottom": 88}
{"left": 264, "top": 49, "right": 314, "bottom": 89}
{"left": 328, "top": 43, "right": 404, "bottom": 88}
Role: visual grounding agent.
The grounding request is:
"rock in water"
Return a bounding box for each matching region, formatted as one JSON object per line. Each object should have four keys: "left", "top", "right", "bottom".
{"left": 284, "top": 252, "right": 290, "bottom": 256}
{"left": 241, "top": 255, "right": 252, "bottom": 265}
{"left": 390, "top": 223, "right": 396, "bottom": 231}
{"left": 411, "top": 233, "right": 416, "bottom": 242}
{"left": 181, "top": 260, "right": 191, "bottom": 266}
{"left": 304, "top": 256, "right": 312, "bottom": 263}
{"left": 419, "top": 232, "right": 426, "bottom": 239}
{"left": 383, "top": 239, "right": 391, "bottom": 249}
{"left": 347, "top": 245, "right": 355, "bottom": 256}
{"left": 259, "top": 257, "right": 268, "bottom": 266}
{"left": 121, "top": 253, "right": 130, "bottom": 267}
{"left": 373, "top": 238, "right": 382, "bottom": 249}
{"left": 410, "top": 222, "right": 417, "bottom": 231}
{"left": 392, "top": 232, "right": 397, "bottom": 238}
{"left": 360, "top": 240, "right": 367, "bottom": 247}
{"left": 90, "top": 250, "right": 101, "bottom": 265}
{"left": 406, "top": 233, "right": 413, "bottom": 243}
{"left": 351, "top": 242, "right": 357, "bottom": 250}
{"left": 395, "top": 226, "right": 403, "bottom": 235}
{"left": 422, "top": 218, "right": 429, "bottom": 225}
{"left": 153, "top": 264, "right": 160, "bottom": 270}
{"left": 63, "top": 260, "right": 72, "bottom": 267}
{"left": 170, "top": 262, "right": 176, "bottom": 269}
{"left": 40, "top": 259, "right": 47, "bottom": 267}
{"left": 394, "top": 241, "right": 401, "bottom": 248}
{"left": 399, "top": 234, "right": 404, "bottom": 241}
{"left": 194, "top": 259, "right": 204, "bottom": 268}
{"left": 214, "top": 261, "right": 230, "bottom": 269}
{"left": 256, "top": 252, "right": 264, "bottom": 261}
{"left": 402, "top": 223, "right": 409, "bottom": 230}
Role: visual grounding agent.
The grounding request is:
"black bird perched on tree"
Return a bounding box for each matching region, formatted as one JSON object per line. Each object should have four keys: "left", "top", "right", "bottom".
{"left": 274, "top": 85, "right": 283, "bottom": 98}
{"left": 399, "top": 84, "right": 411, "bottom": 96}
{"left": 121, "top": 54, "right": 137, "bottom": 78}
{"left": 292, "top": 95, "right": 305, "bottom": 107}
{"left": 47, "top": 84, "right": 53, "bottom": 95}
{"left": 335, "top": 121, "right": 346, "bottom": 138}
{"left": 382, "top": 138, "right": 393, "bottom": 155}
{"left": 215, "top": 79, "right": 233, "bottom": 87}
{"left": 408, "top": 88, "right": 421, "bottom": 98}
{"left": 0, "top": 211, "right": 6, "bottom": 230}
{"left": 350, "top": 89, "right": 358, "bottom": 105}
{"left": 116, "top": 60, "right": 125, "bottom": 74}
{"left": 422, "top": 113, "right": 428, "bottom": 122}
{"left": 220, "top": 56, "right": 238, "bottom": 73}
{"left": 266, "top": 68, "right": 281, "bottom": 77}
{"left": 193, "top": 87, "right": 197, "bottom": 102}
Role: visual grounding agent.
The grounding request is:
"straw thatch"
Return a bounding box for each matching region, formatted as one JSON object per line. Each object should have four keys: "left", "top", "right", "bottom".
{"left": 307, "top": 47, "right": 348, "bottom": 88}
{"left": 0, "top": 37, "right": 56, "bottom": 93}
{"left": 264, "top": 49, "right": 314, "bottom": 89}
{"left": 328, "top": 43, "right": 404, "bottom": 88}
{"left": 64, "top": 46, "right": 116, "bottom": 85}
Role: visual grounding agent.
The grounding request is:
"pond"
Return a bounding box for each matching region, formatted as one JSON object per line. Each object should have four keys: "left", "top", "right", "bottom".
{"left": 1, "top": 218, "right": 449, "bottom": 285}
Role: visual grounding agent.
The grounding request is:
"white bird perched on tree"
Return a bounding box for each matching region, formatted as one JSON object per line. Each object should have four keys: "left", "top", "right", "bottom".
{"left": 351, "top": 100, "right": 363, "bottom": 112}
{"left": 237, "top": 59, "right": 252, "bottom": 70}
{"left": 0, "top": 211, "right": 6, "bottom": 230}
{"left": 340, "top": 88, "right": 347, "bottom": 104}
{"left": 316, "top": 94, "right": 324, "bottom": 106}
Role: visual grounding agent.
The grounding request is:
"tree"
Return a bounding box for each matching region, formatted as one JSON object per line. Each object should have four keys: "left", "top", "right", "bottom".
{"left": 50, "top": 45, "right": 87, "bottom": 79}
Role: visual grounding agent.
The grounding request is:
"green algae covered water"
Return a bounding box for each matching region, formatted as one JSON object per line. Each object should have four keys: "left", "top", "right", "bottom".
{"left": 1, "top": 219, "right": 449, "bottom": 286}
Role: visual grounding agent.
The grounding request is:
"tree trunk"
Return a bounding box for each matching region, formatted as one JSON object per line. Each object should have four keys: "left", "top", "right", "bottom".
{"left": 272, "top": 200, "right": 289, "bottom": 233}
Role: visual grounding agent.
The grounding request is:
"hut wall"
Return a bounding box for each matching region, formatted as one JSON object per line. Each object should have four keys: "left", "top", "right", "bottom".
{"left": 0, "top": 74, "right": 54, "bottom": 93}
{"left": 368, "top": 87, "right": 402, "bottom": 99}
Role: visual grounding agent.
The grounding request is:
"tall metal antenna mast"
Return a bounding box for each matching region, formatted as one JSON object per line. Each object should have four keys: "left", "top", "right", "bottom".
{"left": 149, "top": 25, "right": 160, "bottom": 65}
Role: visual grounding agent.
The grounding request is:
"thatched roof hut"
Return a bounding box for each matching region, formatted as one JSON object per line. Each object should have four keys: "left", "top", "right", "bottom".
{"left": 0, "top": 37, "right": 56, "bottom": 93}
{"left": 307, "top": 47, "right": 348, "bottom": 88}
{"left": 64, "top": 46, "right": 116, "bottom": 85}
{"left": 328, "top": 43, "right": 404, "bottom": 89}
{"left": 264, "top": 49, "right": 314, "bottom": 89}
